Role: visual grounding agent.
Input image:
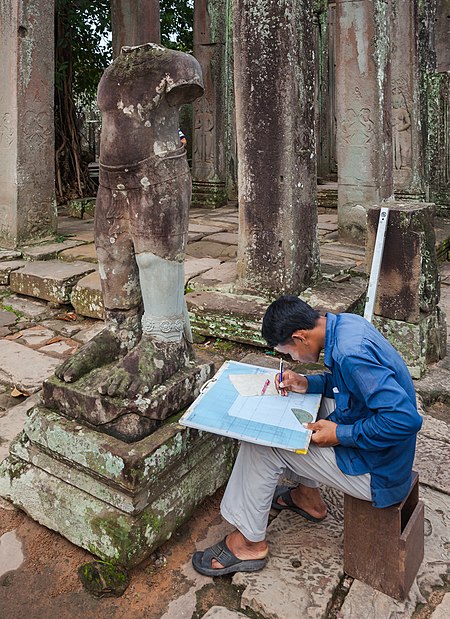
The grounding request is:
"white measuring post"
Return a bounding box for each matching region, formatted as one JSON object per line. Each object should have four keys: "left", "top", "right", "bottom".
{"left": 364, "top": 207, "right": 389, "bottom": 324}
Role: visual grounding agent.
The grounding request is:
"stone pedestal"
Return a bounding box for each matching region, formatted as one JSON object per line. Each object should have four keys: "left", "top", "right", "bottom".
{"left": 111, "top": 0, "right": 160, "bottom": 57}
{"left": 233, "top": 0, "right": 320, "bottom": 296}
{"left": 0, "top": 407, "right": 236, "bottom": 567}
{"left": 391, "top": 0, "right": 425, "bottom": 201}
{"left": 192, "top": 0, "right": 231, "bottom": 209}
{"left": 0, "top": 0, "right": 56, "bottom": 248}
{"left": 367, "top": 203, "right": 447, "bottom": 378}
{"left": 336, "top": 0, "right": 393, "bottom": 244}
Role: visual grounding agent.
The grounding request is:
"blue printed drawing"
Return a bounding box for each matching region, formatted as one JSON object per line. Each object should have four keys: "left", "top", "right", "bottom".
{"left": 179, "top": 360, "right": 322, "bottom": 453}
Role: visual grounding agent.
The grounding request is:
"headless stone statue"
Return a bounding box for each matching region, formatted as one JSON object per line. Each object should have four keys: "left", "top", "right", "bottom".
{"left": 57, "top": 43, "right": 204, "bottom": 399}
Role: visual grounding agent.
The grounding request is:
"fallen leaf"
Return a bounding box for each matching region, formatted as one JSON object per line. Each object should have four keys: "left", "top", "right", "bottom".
{"left": 56, "top": 312, "right": 78, "bottom": 322}
{"left": 4, "top": 332, "right": 23, "bottom": 341}
{"left": 11, "top": 387, "right": 30, "bottom": 397}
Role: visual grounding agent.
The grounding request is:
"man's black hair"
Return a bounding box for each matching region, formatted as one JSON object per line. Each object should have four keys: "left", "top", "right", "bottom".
{"left": 261, "top": 295, "right": 320, "bottom": 347}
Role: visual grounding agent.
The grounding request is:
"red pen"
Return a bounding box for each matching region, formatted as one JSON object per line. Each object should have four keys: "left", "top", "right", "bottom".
{"left": 261, "top": 378, "right": 270, "bottom": 395}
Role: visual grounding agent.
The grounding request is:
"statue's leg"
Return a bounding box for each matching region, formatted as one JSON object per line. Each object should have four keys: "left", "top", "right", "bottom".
{"left": 56, "top": 186, "right": 142, "bottom": 383}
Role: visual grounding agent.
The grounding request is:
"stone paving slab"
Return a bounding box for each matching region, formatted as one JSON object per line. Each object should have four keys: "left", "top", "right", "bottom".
{"left": 190, "top": 261, "right": 237, "bottom": 290}
{"left": 415, "top": 414, "right": 450, "bottom": 495}
{"left": 11, "top": 326, "right": 55, "bottom": 347}
{"left": 0, "top": 393, "right": 41, "bottom": 461}
{"left": 21, "top": 240, "right": 85, "bottom": 261}
{"left": 233, "top": 486, "right": 345, "bottom": 619}
{"left": 203, "top": 608, "right": 248, "bottom": 619}
{"left": 202, "top": 232, "right": 239, "bottom": 245}
{"left": 0, "top": 250, "right": 22, "bottom": 261}
{"left": 302, "top": 277, "right": 367, "bottom": 315}
{"left": 188, "top": 231, "right": 205, "bottom": 243}
{"left": 39, "top": 339, "right": 78, "bottom": 358}
{"left": 0, "top": 260, "right": 26, "bottom": 285}
{"left": 338, "top": 485, "right": 450, "bottom": 618}
{"left": 185, "top": 258, "right": 222, "bottom": 283}
{"left": 10, "top": 260, "right": 95, "bottom": 304}
{"left": 71, "top": 321, "right": 105, "bottom": 343}
{"left": 0, "top": 310, "right": 17, "bottom": 328}
{"left": 415, "top": 366, "right": 450, "bottom": 405}
{"left": 57, "top": 216, "right": 95, "bottom": 236}
{"left": 187, "top": 241, "right": 237, "bottom": 260}
{"left": 1, "top": 295, "right": 49, "bottom": 319}
{"left": 194, "top": 218, "right": 237, "bottom": 231}
{"left": 188, "top": 223, "right": 227, "bottom": 235}
{"left": 70, "top": 270, "right": 104, "bottom": 319}
{"left": 430, "top": 593, "right": 450, "bottom": 619}
{"left": 59, "top": 243, "right": 98, "bottom": 263}
{"left": 40, "top": 319, "right": 82, "bottom": 338}
{"left": 0, "top": 341, "right": 60, "bottom": 393}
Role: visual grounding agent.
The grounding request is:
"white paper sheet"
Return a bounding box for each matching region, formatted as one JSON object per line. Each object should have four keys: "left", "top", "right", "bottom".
{"left": 228, "top": 373, "right": 279, "bottom": 397}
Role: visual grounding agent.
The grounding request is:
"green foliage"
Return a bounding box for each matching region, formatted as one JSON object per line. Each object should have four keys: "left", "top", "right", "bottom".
{"left": 161, "top": 0, "right": 194, "bottom": 52}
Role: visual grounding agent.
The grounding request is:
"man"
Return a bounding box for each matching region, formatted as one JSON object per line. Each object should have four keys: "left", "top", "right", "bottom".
{"left": 192, "top": 296, "right": 422, "bottom": 576}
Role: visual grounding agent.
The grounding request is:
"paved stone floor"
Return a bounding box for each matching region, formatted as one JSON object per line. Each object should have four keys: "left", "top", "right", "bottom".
{"left": 0, "top": 206, "right": 450, "bottom": 618}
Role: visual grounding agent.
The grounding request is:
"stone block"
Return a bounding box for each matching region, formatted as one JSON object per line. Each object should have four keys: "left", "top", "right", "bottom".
{"left": 0, "top": 410, "right": 236, "bottom": 567}
{"left": 59, "top": 243, "right": 98, "bottom": 263}
{"left": 202, "top": 609, "right": 248, "bottom": 619}
{"left": 21, "top": 240, "right": 85, "bottom": 261}
{"left": 0, "top": 250, "right": 22, "bottom": 262}
{"left": 70, "top": 270, "right": 104, "bottom": 319}
{"left": 373, "top": 308, "right": 447, "bottom": 379}
{"left": 184, "top": 257, "right": 222, "bottom": 284}
{"left": 202, "top": 232, "right": 238, "bottom": 245}
{"left": 188, "top": 223, "right": 226, "bottom": 235}
{"left": 42, "top": 361, "right": 214, "bottom": 442}
{"left": 10, "top": 260, "right": 95, "bottom": 304}
{"left": 0, "top": 310, "right": 17, "bottom": 328}
{"left": 0, "top": 341, "right": 61, "bottom": 393}
{"left": 367, "top": 204, "right": 439, "bottom": 323}
{"left": 0, "top": 260, "right": 26, "bottom": 285}
{"left": 430, "top": 593, "right": 450, "bottom": 619}
{"left": 1, "top": 295, "right": 49, "bottom": 319}
{"left": 187, "top": 240, "right": 237, "bottom": 260}
{"left": 0, "top": 393, "right": 41, "bottom": 462}
{"left": 189, "top": 261, "right": 237, "bottom": 291}
{"left": 302, "top": 277, "right": 367, "bottom": 315}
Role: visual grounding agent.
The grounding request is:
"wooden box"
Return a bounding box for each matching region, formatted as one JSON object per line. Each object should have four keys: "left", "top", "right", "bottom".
{"left": 343, "top": 472, "right": 424, "bottom": 600}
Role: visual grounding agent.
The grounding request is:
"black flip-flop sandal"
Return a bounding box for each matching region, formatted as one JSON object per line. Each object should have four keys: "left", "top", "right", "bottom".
{"left": 192, "top": 536, "right": 268, "bottom": 577}
{"left": 271, "top": 485, "right": 327, "bottom": 523}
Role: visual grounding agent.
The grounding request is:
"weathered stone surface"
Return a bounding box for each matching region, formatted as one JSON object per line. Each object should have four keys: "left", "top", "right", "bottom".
{"left": 13, "top": 326, "right": 55, "bottom": 347}
{"left": 234, "top": 486, "right": 344, "bottom": 619}
{"left": 21, "top": 239, "right": 85, "bottom": 261}
{"left": 185, "top": 258, "right": 222, "bottom": 284}
{"left": 111, "top": 0, "right": 160, "bottom": 58}
{"left": 0, "top": 250, "right": 22, "bottom": 262}
{"left": 302, "top": 277, "right": 367, "bottom": 315}
{"left": 72, "top": 321, "right": 105, "bottom": 344}
{"left": 39, "top": 340, "right": 77, "bottom": 358}
{"left": 188, "top": 223, "right": 227, "bottom": 235}
{"left": 415, "top": 366, "right": 450, "bottom": 406}
{"left": 43, "top": 361, "right": 213, "bottom": 442}
{"left": 0, "top": 393, "right": 41, "bottom": 462}
{"left": 0, "top": 261, "right": 26, "bottom": 285}
{"left": 202, "top": 608, "right": 248, "bottom": 619}
{"left": 40, "top": 319, "right": 82, "bottom": 338}
{"left": 0, "top": 418, "right": 236, "bottom": 567}
{"left": 367, "top": 204, "right": 439, "bottom": 323}
{"left": 189, "top": 261, "right": 237, "bottom": 291}
{"left": 373, "top": 309, "right": 446, "bottom": 379}
{"left": 70, "top": 270, "right": 104, "bottom": 319}
{"left": 430, "top": 593, "right": 450, "bottom": 619}
{"left": 336, "top": 0, "right": 393, "bottom": 244}
{"left": 59, "top": 243, "right": 98, "bottom": 263}
{"left": 0, "top": 310, "right": 16, "bottom": 328}
{"left": 187, "top": 241, "right": 237, "bottom": 260}
{"left": 414, "top": 415, "right": 450, "bottom": 495}
{"left": 10, "top": 260, "right": 95, "bottom": 304}
{"left": 234, "top": 0, "right": 319, "bottom": 295}
{"left": 0, "top": 530, "right": 24, "bottom": 578}
{"left": 339, "top": 485, "right": 450, "bottom": 617}
{"left": 0, "top": 341, "right": 60, "bottom": 393}
{"left": 186, "top": 290, "right": 269, "bottom": 346}
{"left": 1, "top": 295, "right": 49, "bottom": 319}
{"left": 202, "top": 232, "right": 238, "bottom": 246}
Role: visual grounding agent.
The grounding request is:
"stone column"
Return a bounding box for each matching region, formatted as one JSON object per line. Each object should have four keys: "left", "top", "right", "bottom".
{"left": 191, "top": 0, "right": 229, "bottom": 209}
{"left": 391, "top": 0, "right": 424, "bottom": 200}
{"left": 0, "top": 0, "right": 56, "bottom": 249}
{"left": 233, "top": 0, "right": 320, "bottom": 297}
{"left": 335, "top": 0, "right": 393, "bottom": 245}
{"left": 111, "top": 0, "right": 160, "bottom": 57}
{"left": 367, "top": 203, "right": 446, "bottom": 378}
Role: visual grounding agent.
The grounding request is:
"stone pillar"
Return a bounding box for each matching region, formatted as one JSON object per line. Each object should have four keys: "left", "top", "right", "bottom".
{"left": 0, "top": 0, "right": 56, "bottom": 249}
{"left": 191, "top": 0, "right": 229, "bottom": 209}
{"left": 111, "top": 0, "right": 160, "bottom": 57}
{"left": 335, "top": 0, "right": 393, "bottom": 245}
{"left": 391, "top": 0, "right": 425, "bottom": 200}
{"left": 367, "top": 203, "right": 446, "bottom": 378}
{"left": 233, "top": 0, "right": 320, "bottom": 297}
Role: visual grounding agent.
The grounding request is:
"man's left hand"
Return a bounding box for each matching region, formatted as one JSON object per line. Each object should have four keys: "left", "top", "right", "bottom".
{"left": 305, "top": 420, "right": 339, "bottom": 447}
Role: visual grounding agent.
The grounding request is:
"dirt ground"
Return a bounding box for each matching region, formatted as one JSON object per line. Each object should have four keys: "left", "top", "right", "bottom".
{"left": 0, "top": 486, "right": 248, "bottom": 619}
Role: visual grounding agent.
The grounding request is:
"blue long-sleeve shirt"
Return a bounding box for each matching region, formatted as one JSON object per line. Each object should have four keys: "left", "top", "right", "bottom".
{"left": 306, "top": 312, "right": 422, "bottom": 508}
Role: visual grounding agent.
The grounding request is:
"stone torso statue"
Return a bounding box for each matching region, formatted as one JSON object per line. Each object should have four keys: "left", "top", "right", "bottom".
{"left": 57, "top": 43, "right": 204, "bottom": 404}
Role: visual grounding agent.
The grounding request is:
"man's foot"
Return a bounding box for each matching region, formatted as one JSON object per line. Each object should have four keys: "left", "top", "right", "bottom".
{"left": 55, "top": 328, "right": 122, "bottom": 383}
{"left": 272, "top": 484, "right": 327, "bottom": 522}
{"left": 98, "top": 335, "right": 195, "bottom": 398}
{"left": 192, "top": 530, "right": 268, "bottom": 576}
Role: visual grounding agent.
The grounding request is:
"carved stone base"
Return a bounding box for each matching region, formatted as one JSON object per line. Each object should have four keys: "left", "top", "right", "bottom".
{"left": 43, "top": 361, "right": 214, "bottom": 442}
{"left": 191, "top": 180, "right": 227, "bottom": 209}
{"left": 0, "top": 407, "right": 236, "bottom": 567}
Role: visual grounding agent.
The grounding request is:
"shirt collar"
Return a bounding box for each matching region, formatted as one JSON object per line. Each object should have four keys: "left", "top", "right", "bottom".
{"left": 323, "top": 312, "right": 337, "bottom": 369}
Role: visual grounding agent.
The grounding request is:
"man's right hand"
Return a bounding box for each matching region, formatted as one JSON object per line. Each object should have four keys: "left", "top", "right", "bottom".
{"left": 275, "top": 369, "right": 308, "bottom": 396}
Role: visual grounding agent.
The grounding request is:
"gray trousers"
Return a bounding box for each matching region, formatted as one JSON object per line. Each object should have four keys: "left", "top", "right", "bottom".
{"left": 220, "top": 398, "right": 372, "bottom": 542}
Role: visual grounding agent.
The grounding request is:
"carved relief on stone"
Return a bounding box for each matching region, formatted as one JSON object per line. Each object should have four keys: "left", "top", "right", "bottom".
{"left": 340, "top": 107, "right": 374, "bottom": 146}
{"left": 193, "top": 96, "right": 215, "bottom": 181}
{"left": 22, "top": 109, "right": 53, "bottom": 149}
{"left": 392, "top": 80, "right": 412, "bottom": 171}
{"left": 0, "top": 112, "right": 14, "bottom": 148}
